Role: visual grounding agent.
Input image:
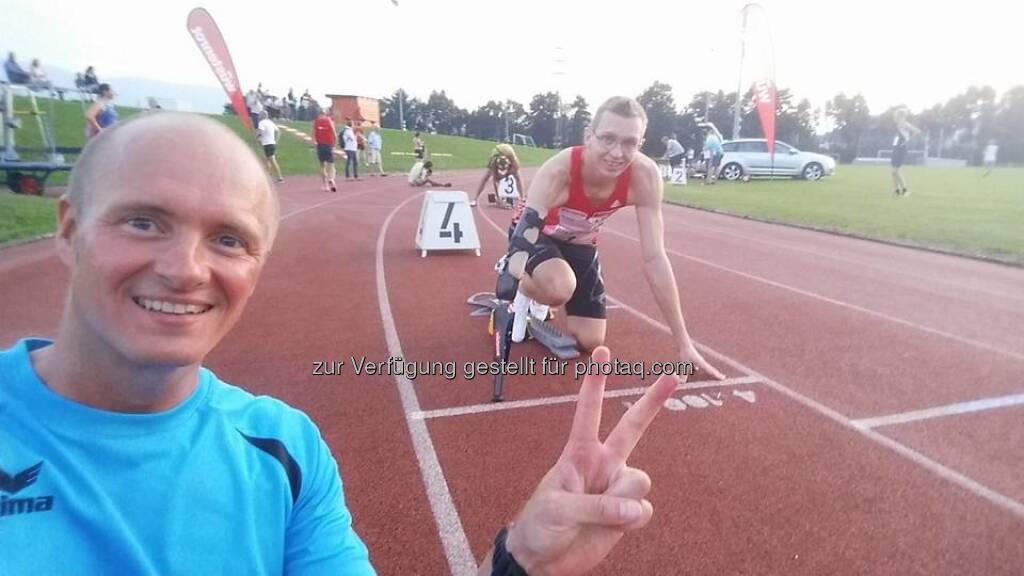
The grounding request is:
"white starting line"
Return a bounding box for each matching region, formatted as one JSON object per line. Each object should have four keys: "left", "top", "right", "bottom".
{"left": 409, "top": 376, "right": 761, "bottom": 420}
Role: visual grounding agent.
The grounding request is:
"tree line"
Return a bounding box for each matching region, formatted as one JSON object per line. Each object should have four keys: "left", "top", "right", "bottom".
{"left": 376, "top": 82, "right": 1024, "bottom": 165}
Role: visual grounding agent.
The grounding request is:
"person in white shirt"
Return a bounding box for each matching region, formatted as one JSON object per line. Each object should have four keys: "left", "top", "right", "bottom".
{"left": 660, "top": 134, "right": 687, "bottom": 184}
{"left": 29, "top": 58, "right": 53, "bottom": 92}
{"left": 408, "top": 160, "right": 451, "bottom": 187}
{"left": 256, "top": 112, "right": 284, "bottom": 183}
{"left": 366, "top": 121, "right": 386, "bottom": 177}
{"left": 341, "top": 121, "right": 361, "bottom": 181}
{"left": 983, "top": 140, "right": 998, "bottom": 177}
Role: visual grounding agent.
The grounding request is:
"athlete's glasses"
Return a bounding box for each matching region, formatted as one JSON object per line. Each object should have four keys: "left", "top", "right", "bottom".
{"left": 593, "top": 132, "right": 641, "bottom": 154}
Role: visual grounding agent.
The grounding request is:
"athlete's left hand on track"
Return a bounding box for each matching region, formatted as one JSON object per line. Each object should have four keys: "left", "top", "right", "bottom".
{"left": 500, "top": 346, "right": 679, "bottom": 576}
{"left": 679, "top": 344, "right": 725, "bottom": 381}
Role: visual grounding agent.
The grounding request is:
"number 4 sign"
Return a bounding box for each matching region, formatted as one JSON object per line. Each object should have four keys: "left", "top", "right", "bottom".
{"left": 415, "top": 190, "right": 481, "bottom": 257}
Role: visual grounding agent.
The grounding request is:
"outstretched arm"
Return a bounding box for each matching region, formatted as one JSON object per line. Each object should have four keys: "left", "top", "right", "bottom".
{"left": 633, "top": 160, "right": 724, "bottom": 380}
{"left": 85, "top": 101, "right": 103, "bottom": 133}
{"left": 473, "top": 166, "right": 493, "bottom": 203}
{"left": 512, "top": 168, "right": 526, "bottom": 202}
{"left": 902, "top": 119, "right": 922, "bottom": 136}
{"left": 521, "top": 149, "right": 570, "bottom": 214}
{"left": 503, "top": 150, "right": 571, "bottom": 278}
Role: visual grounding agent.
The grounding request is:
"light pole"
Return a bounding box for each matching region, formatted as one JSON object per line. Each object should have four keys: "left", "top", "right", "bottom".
{"left": 505, "top": 100, "right": 511, "bottom": 142}
{"left": 732, "top": 5, "right": 751, "bottom": 140}
{"left": 398, "top": 89, "right": 405, "bottom": 131}
{"left": 388, "top": 0, "right": 406, "bottom": 130}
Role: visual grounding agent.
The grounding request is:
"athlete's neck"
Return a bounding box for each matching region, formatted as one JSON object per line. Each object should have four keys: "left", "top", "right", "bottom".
{"left": 580, "top": 150, "right": 621, "bottom": 193}
{"left": 30, "top": 316, "right": 201, "bottom": 414}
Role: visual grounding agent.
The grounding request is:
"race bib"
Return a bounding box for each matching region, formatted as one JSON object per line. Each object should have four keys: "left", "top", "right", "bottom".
{"left": 497, "top": 175, "right": 519, "bottom": 199}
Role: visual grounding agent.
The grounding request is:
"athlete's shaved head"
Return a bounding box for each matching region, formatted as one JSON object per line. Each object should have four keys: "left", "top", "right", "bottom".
{"left": 67, "top": 112, "right": 280, "bottom": 245}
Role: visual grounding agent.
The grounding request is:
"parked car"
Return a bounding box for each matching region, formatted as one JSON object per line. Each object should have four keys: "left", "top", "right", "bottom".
{"left": 718, "top": 139, "right": 836, "bottom": 181}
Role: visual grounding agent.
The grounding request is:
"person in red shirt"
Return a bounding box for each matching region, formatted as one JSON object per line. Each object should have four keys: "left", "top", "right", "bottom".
{"left": 500, "top": 96, "right": 724, "bottom": 381}
{"left": 312, "top": 109, "right": 338, "bottom": 192}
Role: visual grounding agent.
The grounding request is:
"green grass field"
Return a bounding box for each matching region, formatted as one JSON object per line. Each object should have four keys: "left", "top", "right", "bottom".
{"left": 0, "top": 192, "right": 57, "bottom": 245}
{"left": 664, "top": 165, "right": 1024, "bottom": 264}
{"left": 277, "top": 120, "right": 557, "bottom": 175}
{"left": 0, "top": 98, "right": 557, "bottom": 246}
{"left": 2, "top": 97, "right": 1021, "bottom": 263}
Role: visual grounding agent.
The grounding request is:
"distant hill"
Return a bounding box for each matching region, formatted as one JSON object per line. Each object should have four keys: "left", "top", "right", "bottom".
{"left": 41, "top": 65, "right": 228, "bottom": 114}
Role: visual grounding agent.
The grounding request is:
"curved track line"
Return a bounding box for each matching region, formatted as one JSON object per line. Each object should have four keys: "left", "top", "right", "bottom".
{"left": 474, "top": 206, "right": 1024, "bottom": 521}
{"left": 376, "top": 194, "right": 477, "bottom": 575}
{"left": 281, "top": 186, "right": 397, "bottom": 221}
{"left": 603, "top": 227, "right": 1024, "bottom": 362}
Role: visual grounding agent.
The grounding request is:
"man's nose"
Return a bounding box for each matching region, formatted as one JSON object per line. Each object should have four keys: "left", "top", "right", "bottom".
{"left": 154, "top": 233, "right": 210, "bottom": 290}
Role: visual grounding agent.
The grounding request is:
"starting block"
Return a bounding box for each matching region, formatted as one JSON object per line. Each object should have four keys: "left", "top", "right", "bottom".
{"left": 415, "top": 190, "right": 481, "bottom": 257}
{"left": 467, "top": 291, "right": 580, "bottom": 401}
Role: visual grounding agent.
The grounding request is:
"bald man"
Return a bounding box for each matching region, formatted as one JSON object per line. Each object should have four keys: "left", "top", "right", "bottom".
{"left": 2, "top": 112, "right": 682, "bottom": 575}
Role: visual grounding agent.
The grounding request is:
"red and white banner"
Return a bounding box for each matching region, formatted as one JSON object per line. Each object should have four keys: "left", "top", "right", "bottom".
{"left": 186, "top": 8, "right": 252, "bottom": 132}
{"left": 740, "top": 4, "right": 777, "bottom": 157}
{"left": 753, "top": 79, "right": 777, "bottom": 156}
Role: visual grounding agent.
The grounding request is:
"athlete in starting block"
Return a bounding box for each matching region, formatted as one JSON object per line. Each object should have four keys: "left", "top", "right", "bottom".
{"left": 471, "top": 144, "right": 523, "bottom": 208}
{"left": 497, "top": 95, "right": 725, "bottom": 382}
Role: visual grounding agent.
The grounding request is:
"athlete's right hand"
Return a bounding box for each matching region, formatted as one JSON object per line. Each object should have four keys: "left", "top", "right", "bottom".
{"left": 678, "top": 344, "right": 726, "bottom": 382}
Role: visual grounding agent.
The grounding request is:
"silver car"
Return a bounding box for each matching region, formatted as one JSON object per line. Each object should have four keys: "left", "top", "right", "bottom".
{"left": 718, "top": 139, "right": 836, "bottom": 181}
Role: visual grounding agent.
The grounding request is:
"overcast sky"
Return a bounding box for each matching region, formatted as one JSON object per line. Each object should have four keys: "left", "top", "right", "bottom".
{"left": 4, "top": 0, "right": 1022, "bottom": 118}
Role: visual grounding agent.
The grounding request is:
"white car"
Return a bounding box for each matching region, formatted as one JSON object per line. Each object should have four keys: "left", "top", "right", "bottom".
{"left": 717, "top": 139, "right": 836, "bottom": 181}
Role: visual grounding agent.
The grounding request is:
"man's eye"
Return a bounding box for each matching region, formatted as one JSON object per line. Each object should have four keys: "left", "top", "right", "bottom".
{"left": 127, "top": 217, "right": 155, "bottom": 231}
{"left": 216, "top": 234, "right": 245, "bottom": 249}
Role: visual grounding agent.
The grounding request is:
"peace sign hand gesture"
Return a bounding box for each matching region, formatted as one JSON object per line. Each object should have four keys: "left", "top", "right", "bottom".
{"left": 497, "top": 346, "right": 680, "bottom": 576}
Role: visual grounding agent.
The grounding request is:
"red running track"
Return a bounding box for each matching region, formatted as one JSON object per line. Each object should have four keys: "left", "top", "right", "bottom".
{"left": 2, "top": 169, "right": 1022, "bottom": 574}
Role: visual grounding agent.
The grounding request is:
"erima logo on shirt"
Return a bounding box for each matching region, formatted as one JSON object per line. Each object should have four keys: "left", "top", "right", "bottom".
{"left": 1, "top": 462, "right": 55, "bottom": 518}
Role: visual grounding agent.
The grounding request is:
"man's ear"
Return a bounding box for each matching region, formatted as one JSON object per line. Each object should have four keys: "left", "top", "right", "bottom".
{"left": 583, "top": 126, "right": 593, "bottom": 144}
{"left": 55, "top": 196, "right": 78, "bottom": 266}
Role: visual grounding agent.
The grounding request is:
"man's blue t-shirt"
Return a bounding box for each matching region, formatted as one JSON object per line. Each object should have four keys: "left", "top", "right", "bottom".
{"left": 0, "top": 339, "right": 375, "bottom": 575}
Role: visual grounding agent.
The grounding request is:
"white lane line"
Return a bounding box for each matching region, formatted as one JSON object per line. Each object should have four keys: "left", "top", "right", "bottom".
{"left": 604, "top": 227, "right": 1024, "bottom": 363}
{"left": 608, "top": 295, "right": 1024, "bottom": 521}
{"left": 653, "top": 214, "right": 1024, "bottom": 303}
{"left": 279, "top": 125, "right": 351, "bottom": 157}
{"left": 410, "top": 376, "right": 761, "bottom": 420}
{"left": 281, "top": 187, "right": 409, "bottom": 221}
{"left": 391, "top": 151, "right": 454, "bottom": 157}
{"left": 853, "top": 392, "right": 1024, "bottom": 430}
{"left": 476, "top": 207, "right": 1024, "bottom": 520}
{"left": 377, "top": 195, "right": 477, "bottom": 575}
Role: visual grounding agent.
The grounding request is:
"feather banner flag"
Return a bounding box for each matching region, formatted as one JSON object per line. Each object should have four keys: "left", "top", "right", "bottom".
{"left": 186, "top": 8, "right": 253, "bottom": 132}
{"left": 740, "top": 4, "right": 777, "bottom": 156}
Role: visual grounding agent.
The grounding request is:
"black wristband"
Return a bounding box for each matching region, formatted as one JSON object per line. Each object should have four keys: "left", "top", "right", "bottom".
{"left": 491, "top": 526, "right": 528, "bottom": 576}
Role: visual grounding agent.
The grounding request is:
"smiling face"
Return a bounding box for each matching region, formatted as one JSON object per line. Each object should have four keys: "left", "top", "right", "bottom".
{"left": 58, "top": 114, "right": 277, "bottom": 368}
{"left": 583, "top": 111, "right": 646, "bottom": 179}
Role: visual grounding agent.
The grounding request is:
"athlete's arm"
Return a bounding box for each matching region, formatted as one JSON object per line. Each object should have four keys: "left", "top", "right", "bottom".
{"left": 512, "top": 168, "right": 526, "bottom": 201}
{"left": 902, "top": 119, "right": 922, "bottom": 136}
{"left": 521, "top": 148, "right": 571, "bottom": 214}
{"left": 633, "top": 158, "right": 725, "bottom": 380}
{"left": 472, "top": 165, "right": 493, "bottom": 203}
{"left": 85, "top": 101, "right": 103, "bottom": 132}
{"left": 502, "top": 150, "right": 571, "bottom": 278}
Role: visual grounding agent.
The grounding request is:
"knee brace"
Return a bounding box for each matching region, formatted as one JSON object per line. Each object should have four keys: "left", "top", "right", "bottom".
{"left": 506, "top": 207, "right": 544, "bottom": 280}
